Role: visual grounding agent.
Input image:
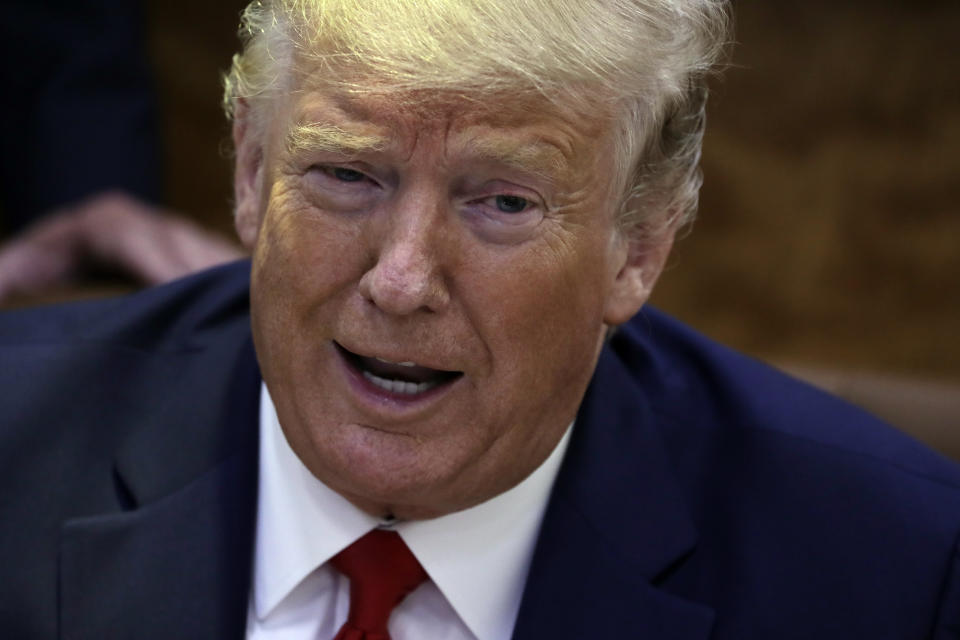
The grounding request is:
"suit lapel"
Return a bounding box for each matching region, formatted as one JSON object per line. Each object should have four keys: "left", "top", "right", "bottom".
{"left": 58, "top": 336, "right": 261, "bottom": 640}
{"left": 513, "top": 343, "right": 714, "bottom": 639}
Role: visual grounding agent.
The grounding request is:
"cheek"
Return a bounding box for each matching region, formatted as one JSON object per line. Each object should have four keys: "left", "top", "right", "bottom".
{"left": 250, "top": 185, "right": 371, "bottom": 384}
{"left": 253, "top": 184, "right": 367, "bottom": 307}
{"left": 469, "top": 231, "right": 613, "bottom": 384}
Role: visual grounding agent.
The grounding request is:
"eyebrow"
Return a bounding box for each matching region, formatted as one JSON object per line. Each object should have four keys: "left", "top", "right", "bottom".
{"left": 464, "top": 136, "right": 569, "bottom": 182}
{"left": 286, "top": 121, "right": 570, "bottom": 181}
{"left": 285, "top": 123, "right": 388, "bottom": 157}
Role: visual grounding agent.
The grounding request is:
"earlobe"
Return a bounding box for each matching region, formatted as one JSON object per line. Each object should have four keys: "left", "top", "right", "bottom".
{"left": 603, "top": 232, "right": 675, "bottom": 326}
{"left": 232, "top": 100, "right": 265, "bottom": 250}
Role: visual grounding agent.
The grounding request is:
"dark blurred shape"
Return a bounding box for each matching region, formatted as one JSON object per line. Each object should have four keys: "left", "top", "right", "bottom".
{"left": 0, "top": 0, "right": 162, "bottom": 233}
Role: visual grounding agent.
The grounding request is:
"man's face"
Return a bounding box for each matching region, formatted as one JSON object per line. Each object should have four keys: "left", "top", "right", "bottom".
{"left": 235, "top": 84, "right": 661, "bottom": 519}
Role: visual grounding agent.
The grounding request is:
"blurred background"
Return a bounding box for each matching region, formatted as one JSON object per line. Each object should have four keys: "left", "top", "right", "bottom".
{"left": 653, "top": 0, "right": 960, "bottom": 441}
{"left": 660, "top": 0, "right": 960, "bottom": 380}
{"left": 3, "top": 0, "right": 958, "bottom": 442}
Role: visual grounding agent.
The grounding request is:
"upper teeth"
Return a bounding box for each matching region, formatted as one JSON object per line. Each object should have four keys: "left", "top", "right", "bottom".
{"left": 375, "top": 356, "right": 417, "bottom": 367}
{"left": 363, "top": 371, "right": 437, "bottom": 395}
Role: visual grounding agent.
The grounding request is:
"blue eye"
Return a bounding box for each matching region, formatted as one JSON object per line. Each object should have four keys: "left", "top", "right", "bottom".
{"left": 331, "top": 167, "right": 366, "bottom": 182}
{"left": 495, "top": 195, "right": 528, "bottom": 213}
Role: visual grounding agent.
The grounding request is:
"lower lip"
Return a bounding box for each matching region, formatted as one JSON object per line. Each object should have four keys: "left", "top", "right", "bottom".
{"left": 334, "top": 343, "right": 459, "bottom": 409}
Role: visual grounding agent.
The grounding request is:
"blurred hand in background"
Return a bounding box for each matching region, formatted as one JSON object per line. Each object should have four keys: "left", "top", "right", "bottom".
{"left": 0, "top": 191, "right": 243, "bottom": 303}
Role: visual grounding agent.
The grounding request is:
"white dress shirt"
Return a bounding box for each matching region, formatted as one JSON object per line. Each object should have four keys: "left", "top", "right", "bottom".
{"left": 247, "top": 383, "right": 572, "bottom": 640}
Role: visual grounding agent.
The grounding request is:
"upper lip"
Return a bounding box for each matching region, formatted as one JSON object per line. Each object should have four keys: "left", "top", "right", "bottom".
{"left": 333, "top": 340, "right": 462, "bottom": 374}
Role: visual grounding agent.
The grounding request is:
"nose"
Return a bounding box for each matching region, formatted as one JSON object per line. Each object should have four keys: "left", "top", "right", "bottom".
{"left": 358, "top": 198, "right": 450, "bottom": 316}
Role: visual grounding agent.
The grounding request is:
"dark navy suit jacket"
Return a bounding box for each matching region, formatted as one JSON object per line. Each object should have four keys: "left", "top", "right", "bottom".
{"left": 2, "top": 260, "right": 960, "bottom": 639}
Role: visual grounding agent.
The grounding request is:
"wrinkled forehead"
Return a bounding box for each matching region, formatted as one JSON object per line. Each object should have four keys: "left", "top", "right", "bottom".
{"left": 275, "top": 70, "right": 616, "bottom": 180}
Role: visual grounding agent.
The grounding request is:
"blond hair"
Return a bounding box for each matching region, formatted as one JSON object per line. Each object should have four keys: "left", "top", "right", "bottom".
{"left": 223, "top": 0, "right": 730, "bottom": 238}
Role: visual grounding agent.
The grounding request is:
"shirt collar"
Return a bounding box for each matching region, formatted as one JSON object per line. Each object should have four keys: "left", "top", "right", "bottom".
{"left": 253, "top": 382, "right": 572, "bottom": 640}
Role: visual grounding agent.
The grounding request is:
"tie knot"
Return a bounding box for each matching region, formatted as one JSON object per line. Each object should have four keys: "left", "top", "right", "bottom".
{"left": 331, "top": 530, "right": 428, "bottom": 638}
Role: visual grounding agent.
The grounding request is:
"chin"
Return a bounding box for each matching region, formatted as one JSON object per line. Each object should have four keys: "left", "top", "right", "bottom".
{"left": 305, "top": 425, "right": 470, "bottom": 516}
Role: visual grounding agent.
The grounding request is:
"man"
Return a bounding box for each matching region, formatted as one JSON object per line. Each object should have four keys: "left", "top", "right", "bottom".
{"left": 2, "top": 0, "right": 959, "bottom": 638}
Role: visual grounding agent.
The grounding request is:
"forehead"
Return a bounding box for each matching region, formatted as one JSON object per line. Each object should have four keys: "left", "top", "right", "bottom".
{"left": 280, "top": 82, "right": 613, "bottom": 180}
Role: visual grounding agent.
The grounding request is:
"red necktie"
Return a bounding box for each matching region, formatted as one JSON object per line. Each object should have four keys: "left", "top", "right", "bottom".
{"left": 331, "top": 529, "right": 429, "bottom": 640}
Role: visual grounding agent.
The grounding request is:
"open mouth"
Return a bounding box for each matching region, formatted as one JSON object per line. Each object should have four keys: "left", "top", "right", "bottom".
{"left": 335, "top": 341, "right": 463, "bottom": 397}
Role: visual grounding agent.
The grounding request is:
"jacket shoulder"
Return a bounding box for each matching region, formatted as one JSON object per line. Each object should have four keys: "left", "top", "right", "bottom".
{"left": 614, "top": 307, "right": 960, "bottom": 489}
{"left": 0, "top": 262, "right": 258, "bottom": 636}
{"left": 606, "top": 309, "right": 960, "bottom": 637}
{"left": 0, "top": 259, "right": 252, "bottom": 352}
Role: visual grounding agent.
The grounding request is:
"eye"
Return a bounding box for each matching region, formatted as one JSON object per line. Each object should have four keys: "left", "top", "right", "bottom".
{"left": 494, "top": 195, "right": 529, "bottom": 214}
{"left": 302, "top": 164, "right": 381, "bottom": 212}
{"left": 329, "top": 167, "right": 366, "bottom": 182}
{"left": 460, "top": 187, "right": 544, "bottom": 245}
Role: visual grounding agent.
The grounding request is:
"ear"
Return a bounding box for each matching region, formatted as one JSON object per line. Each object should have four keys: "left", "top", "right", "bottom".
{"left": 603, "top": 229, "right": 675, "bottom": 326}
{"left": 232, "top": 99, "right": 265, "bottom": 250}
